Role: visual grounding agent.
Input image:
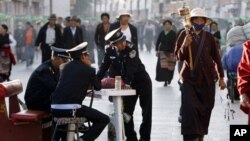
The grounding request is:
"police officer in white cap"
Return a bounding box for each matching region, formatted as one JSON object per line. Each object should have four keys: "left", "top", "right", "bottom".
{"left": 51, "top": 42, "right": 110, "bottom": 141}
{"left": 97, "top": 28, "right": 152, "bottom": 141}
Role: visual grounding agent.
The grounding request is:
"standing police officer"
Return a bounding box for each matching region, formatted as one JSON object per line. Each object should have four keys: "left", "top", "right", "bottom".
{"left": 97, "top": 28, "right": 152, "bottom": 141}
{"left": 25, "top": 46, "right": 70, "bottom": 111}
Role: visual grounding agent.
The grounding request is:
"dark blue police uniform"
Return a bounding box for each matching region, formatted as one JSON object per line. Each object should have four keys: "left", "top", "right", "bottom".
{"left": 51, "top": 42, "right": 110, "bottom": 141}
{"left": 97, "top": 28, "right": 152, "bottom": 141}
{"left": 25, "top": 47, "right": 69, "bottom": 111}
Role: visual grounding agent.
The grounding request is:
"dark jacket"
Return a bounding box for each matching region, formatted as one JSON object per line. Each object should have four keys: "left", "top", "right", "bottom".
{"left": 109, "top": 21, "right": 138, "bottom": 48}
{"left": 212, "top": 30, "right": 221, "bottom": 40}
{"left": 62, "top": 26, "right": 83, "bottom": 49}
{"left": 52, "top": 60, "right": 101, "bottom": 104}
{"left": 94, "top": 23, "right": 109, "bottom": 49}
{"left": 25, "top": 60, "right": 59, "bottom": 111}
{"left": 156, "top": 30, "right": 176, "bottom": 52}
{"left": 35, "top": 22, "right": 62, "bottom": 47}
{"left": 0, "top": 34, "right": 10, "bottom": 47}
{"left": 97, "top": 41, "right": 146, "bottom": 85}
{"left": 35, "top": 23, "right": 62, "bottom": 62}
{"left": 175, "top": 29, "right": 224, "bottom": 86}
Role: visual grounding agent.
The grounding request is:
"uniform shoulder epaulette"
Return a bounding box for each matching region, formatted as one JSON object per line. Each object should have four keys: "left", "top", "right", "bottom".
{"left": 127, "top": 42, "right": 134, "bottom": 49}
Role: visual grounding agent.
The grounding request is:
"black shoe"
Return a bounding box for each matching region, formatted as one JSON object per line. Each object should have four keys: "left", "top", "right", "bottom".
{"left": 164, "top": 82, "right": 168, "bottom": 87}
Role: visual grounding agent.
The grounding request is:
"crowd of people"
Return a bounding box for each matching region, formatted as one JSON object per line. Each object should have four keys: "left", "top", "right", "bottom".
{"left": 0, "top": 6, "right": 250, "bottom": 141}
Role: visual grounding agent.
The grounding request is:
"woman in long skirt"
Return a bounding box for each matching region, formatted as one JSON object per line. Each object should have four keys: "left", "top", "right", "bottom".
{"left": 155, "top": 20, "right": 176, "bottom": 86}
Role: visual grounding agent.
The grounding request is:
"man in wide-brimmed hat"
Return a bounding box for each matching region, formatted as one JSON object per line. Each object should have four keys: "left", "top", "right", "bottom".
{"left": 109, "top": 10, "right": 138, "bottom": 49}
{"left": 35, "top": 14, "right": 62, "bottom": 63}
{"left": 175, "top": 8, "right": 226, "bottom": 141}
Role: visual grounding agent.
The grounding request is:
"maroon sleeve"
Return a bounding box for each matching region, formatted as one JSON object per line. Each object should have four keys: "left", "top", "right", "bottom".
{"left": 238, "top": 40, "right": 250, "bottom": 97}
{"left": 174, "top": 30, "right": 189, "bottom": 61}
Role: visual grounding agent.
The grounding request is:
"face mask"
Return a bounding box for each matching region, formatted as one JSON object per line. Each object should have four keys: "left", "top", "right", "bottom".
{"left": 192, "top": 23, "right": 205, "bottom": 31}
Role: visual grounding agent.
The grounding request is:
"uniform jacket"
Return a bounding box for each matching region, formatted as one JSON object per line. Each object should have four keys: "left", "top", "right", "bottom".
{"left": 25, "top": 60, "right": 59, "bottom": 111}
{"left": 97, "top": 41, "right": 146, "bottom": 85}
{"left": 109, "top": 21, "right": 138, "bottom": 48}
{"left": 62, "top": 26, "right": 83, "bottom": 49}
{"left": 52, "top": 60, "right": 101, "bottom": 104}
{"left": 175, "top": 29, "right": 224, "bottom": 86}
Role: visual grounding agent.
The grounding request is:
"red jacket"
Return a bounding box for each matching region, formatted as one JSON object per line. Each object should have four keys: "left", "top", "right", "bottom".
{"left": 237, "top": 40, "right": 250, "bottom": 118}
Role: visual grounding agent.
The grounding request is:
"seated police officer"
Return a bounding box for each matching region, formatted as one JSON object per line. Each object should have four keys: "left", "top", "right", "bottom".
{"left": 97, "top": 28, "right": 152, "bottom": 141}
{"left": 25, "top": 46, "right": 70, "bottom": 111}
{"left": 51, "top": 42, "right": 110, "bottom": 141}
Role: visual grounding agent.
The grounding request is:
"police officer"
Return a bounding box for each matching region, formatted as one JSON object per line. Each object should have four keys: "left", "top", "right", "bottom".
{"left": 97, "top": 28, "right": 152, "bottom": 141}
{"left": 51, "top": 42, "right": 110, "bottom": 141}
{"left": 25, "top": 46, "right": 70, "bottom": 111}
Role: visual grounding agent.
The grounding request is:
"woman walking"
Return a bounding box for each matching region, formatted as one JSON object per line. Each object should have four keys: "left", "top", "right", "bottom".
{"left": 155, "top": 20, "right": 177, "bottom": 86}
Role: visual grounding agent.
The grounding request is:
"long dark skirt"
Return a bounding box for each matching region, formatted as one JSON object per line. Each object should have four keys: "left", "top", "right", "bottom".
{"left": 181, "top": 82, "right": 215, "bottom": 135}
{"left": 155, "top": 57, "right": 174, "bottom": 83}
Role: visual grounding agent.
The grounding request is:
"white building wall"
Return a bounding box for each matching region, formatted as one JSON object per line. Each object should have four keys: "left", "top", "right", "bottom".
{"left": 44, "top": 0, "right": 70, "bottom": 17}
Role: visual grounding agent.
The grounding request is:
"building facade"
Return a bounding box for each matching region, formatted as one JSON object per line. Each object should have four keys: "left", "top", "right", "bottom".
{"left": 0, "top": 0, "right": 44, "bottom": 16}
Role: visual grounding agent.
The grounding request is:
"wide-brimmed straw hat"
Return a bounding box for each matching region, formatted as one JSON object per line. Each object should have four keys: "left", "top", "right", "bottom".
{"left": 116, "top": 10, "right": 133, "bottom": 19}
{"left": 187, "top": 8, "right": 212, "bottom": 25}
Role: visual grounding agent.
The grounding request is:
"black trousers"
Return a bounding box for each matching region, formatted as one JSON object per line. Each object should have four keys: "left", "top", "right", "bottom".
{"left": 41, "top": 44, "right": 52, "bottom": 63}
{"left": 181, "top": 82, "right": 215, "bottom": 136}
{"left": 123, "top": 72, "right": 152, "bottom": 141}
{"left": 51, "top": 105, "right": 110, "bottom": 141}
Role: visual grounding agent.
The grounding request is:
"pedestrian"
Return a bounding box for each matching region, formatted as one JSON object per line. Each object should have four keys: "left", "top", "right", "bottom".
{"left": 62, "top": 15, "right": 84, "bottom": 49}
{"left": 25, "top": 22, "right": 36, "bottom": 67}
{"left": 95, "top": 13, "right": 110, "bottom": 67}
{"left": 210, "top": 21, "right": 221, "bottom": 53}
{"left": 25, "top": 47, "right": 70, "bottom": 111}
{"left": 174, "top": 8, "right": 226, "bottom": 141}
{"left": 35, "top": 14, "right": 62, "bottom": 63}
{"left": 86, "top": 23, "right": 96, "bottom": 64}
{"left": 109, "top": 11, "right": 138, "bottom": 50}
{"left": 237, "top": 40, "right": 250, "bottom": 125}
{"left": 57, "top": 17, "right": 64, "bottom": 33}
{"left": 97, "top": 28, "right": 152, "bottom": 141}
{"left": 14, "top": 22, "right": 26, "bottom": 63}
{"left": 144, "top": 21, "right": 155, "bottom": 53}
{"left": 136, "top": 20, "right": 145, "bottom": 51}
{"left": 0, "top": 24, "right": 16, "bottom": 82}
{"left": 155, "top": 20, "right": 177, "bottom": 86}
{"left": 51, "top": 42, "right": 110, "bottom": 141}
{"left": 222, "top": 44, "right": 242, "bottom": 101}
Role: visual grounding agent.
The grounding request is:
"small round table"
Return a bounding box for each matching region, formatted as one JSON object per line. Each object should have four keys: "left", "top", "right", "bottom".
{"left": 102, "top": 88, "right": 136, "bottom": 141}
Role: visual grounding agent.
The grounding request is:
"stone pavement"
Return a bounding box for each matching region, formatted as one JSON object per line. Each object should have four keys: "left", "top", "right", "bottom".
{"left": 10, "top": 50, "right": 248, "bottom": 141}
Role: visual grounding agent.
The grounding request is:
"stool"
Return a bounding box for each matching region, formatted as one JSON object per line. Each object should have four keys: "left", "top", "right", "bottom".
{"left": 51, "top": 104, "right": 86, "bottom": 141}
